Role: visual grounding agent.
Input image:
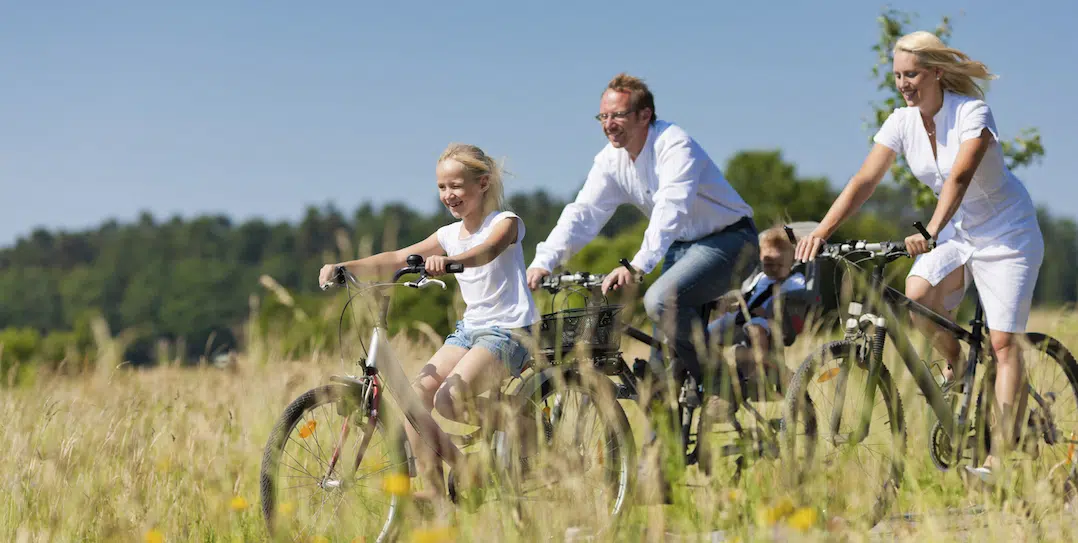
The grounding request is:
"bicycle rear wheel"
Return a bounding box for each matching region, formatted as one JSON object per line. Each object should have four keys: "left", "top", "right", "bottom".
{"left": 260, "top": 384, "right": 409, "bottom": 543}
{"left": 973, "top": 333, "right": 1078, "bottom": 500}
{"left": 782, "top": 339, "right": 906, "bottom": 528}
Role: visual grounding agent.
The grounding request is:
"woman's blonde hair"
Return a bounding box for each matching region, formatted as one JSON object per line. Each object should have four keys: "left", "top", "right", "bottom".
{"left": 437, "top": 143, "right": 505, "bottom": 215}
{"left": 894, "top": 31, "right": 996, "bottom": 99}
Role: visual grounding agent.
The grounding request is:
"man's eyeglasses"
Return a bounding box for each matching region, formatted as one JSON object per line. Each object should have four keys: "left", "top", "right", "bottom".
{"left": 594, "top": 110, "right": 636, "bottom": 122}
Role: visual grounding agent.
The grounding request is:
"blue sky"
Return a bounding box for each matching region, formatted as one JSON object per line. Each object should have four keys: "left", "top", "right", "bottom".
{"left": 2, "top": 0, "right": 1075, "bottom": 247}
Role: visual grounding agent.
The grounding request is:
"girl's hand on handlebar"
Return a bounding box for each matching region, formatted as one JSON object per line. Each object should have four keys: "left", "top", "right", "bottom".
{"left": 795, "top": 232, "right": 827, "bottom": 262}
{"left": 425, "top": 255, "right": 453, "bottom": 276}
{"left": 318, "top": 264, "right": 340, "bottom": 288}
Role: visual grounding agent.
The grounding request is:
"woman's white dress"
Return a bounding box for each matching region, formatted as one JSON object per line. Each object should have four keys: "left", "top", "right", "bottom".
{"left": 873, "top": 90, "right": 1044, "bottom": 333}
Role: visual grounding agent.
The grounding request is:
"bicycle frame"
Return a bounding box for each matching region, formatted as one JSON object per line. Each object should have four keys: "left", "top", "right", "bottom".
{"left": 537, "top": 273, "right": 780, "bottom": 468}
{"left": 331, "top": 279, "right": 472, "bottom": 473}
{"left": 836, "top": 252, "right": 988, "bottom": 451}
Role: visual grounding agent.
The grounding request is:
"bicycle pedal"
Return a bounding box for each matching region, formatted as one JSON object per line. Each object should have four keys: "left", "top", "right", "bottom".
{"left": 632, "top": 358, "right": 649, "bottom": 379}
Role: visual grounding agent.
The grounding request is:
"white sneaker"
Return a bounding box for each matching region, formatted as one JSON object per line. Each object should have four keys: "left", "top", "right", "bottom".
{"left": 965, "top": 465, "right": 996, "bottom": 485}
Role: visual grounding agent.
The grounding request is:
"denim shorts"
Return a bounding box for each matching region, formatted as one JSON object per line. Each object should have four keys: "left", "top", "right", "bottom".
{"left": 444, "top": 320, "right": 533, "bottom": 378}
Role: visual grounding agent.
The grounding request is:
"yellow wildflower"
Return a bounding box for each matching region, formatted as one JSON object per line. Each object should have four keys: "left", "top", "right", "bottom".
{"left": 410, "top": 526, "right": 456, "bottom": 543}
{"left": 145, "top": 529, "right": 165, "bottom": 543}
{"left": 755, "top": 497, "right": 796, "bottom": 527}
{"left": 383, "top": 473, "right": 411, "bottom": 496}
{"left": 787, "top": 507, "right": 818, "bottom": 531}
{"left": 277, "top": 501, "right": 295, "bottom": 516}
{"left": 229, "top": 496, "right": 249, "bottom": 511}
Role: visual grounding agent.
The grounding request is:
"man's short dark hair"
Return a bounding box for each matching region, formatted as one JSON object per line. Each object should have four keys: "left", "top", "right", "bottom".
{"left": 606, "top": 73, "right": 656, "bottom": 125}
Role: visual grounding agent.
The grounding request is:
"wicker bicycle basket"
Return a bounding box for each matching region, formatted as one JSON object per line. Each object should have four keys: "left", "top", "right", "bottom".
{"left": 537, "top": 304, "right": 623, "bottom": 358}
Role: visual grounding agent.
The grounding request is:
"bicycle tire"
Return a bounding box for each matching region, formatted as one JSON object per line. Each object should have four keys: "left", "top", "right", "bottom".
{"left": 973, "top": 333, "right": 1078, "bottom": 493}
{"left": 259, "top": 384, "right": 408, "bottom": 543}
{"left": 782, "top": 339, "right": 906, "bottom": 529}
{"left": 509, "top": 366, "right": 635, "bottom": 533}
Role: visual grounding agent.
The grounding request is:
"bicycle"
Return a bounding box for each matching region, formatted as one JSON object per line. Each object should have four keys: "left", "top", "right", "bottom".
{"left": 258, "top": 255, "right": 634, "bottom": 542}
{"left": 781, "top": 224, "right": 1078, "bottom": 528}
{"left": 529, "top": 258, "right": 811, "bottom": 503}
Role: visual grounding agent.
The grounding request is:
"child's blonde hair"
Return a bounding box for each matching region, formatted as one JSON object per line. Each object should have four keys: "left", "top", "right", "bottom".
{"left": 437, "top": 143, "right": 505, "bottom": 216}
{"left": 759, "top": 226, "right": 795, "bottom": 258}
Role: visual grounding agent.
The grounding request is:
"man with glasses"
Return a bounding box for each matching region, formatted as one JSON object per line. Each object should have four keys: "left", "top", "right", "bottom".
{"left": 526, "top": 72, "right": 759, "bottom": 498}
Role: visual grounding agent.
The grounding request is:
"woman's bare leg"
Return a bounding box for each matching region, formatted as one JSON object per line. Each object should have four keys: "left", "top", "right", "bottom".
{"left": 984, "top": 329, "right": 1028, "bottom": 470}
{"left": 906, "top": 267, "right": 966, "bottom": 381}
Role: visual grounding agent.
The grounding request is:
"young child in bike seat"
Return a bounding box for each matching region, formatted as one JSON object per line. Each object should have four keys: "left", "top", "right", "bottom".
{"left": 707, "top": 226, "right": 807, "bottom": 402}
{"left": 317, "top": 143, "right": 539, "bottom": 506}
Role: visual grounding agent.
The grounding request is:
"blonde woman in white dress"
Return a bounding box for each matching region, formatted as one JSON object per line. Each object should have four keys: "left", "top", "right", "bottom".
{"left": 795, "top": 31, "right": 1045, "bottom": 479}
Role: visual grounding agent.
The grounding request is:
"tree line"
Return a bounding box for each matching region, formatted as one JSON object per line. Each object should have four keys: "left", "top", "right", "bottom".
{"left": 2, "top": 149, "right": 1075, "bottom": 373}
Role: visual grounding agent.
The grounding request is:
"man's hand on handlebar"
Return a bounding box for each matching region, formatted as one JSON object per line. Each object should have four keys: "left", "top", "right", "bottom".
{"left": 526, "top": 267, "right": 550, "bottom": 291}
{"left": 601, "top": 261, "right": 643, "bottom": 295}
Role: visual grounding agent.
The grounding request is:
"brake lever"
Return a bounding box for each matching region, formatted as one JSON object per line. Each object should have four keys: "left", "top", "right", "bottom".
{"left": 321, "top": 265, "right": 348, "bottom": 291}
{"left": 406, "top": 276, "right": 447, "bottom": 290}
{"left": 423, "top": 278, "right": 447, "bottom": 290}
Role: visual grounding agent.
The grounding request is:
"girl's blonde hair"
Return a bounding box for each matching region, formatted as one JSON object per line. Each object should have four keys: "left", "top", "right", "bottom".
{"left": 894, "top": 31, "right": 997, "bottom": 99}
{"left": 437, "top": 143, "right": 505, "bottom": 216}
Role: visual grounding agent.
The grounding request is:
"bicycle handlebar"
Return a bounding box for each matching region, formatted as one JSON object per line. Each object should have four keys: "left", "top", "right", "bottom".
{"left": 320, "top": 254, "right": 463, "bottom": 291}
{"left": 539, "top": 271, "right": 607, "bottom": 292}
{"left": 794, "top": 221, "right": 936, "bottom": 262}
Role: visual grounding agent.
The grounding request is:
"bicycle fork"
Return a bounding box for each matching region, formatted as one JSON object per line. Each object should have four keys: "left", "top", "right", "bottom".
{"left": 323, "top": 376, "right": 383, "bottom": 490}
{"left": 838, "top": 300, "right": 887, "bottom": 447}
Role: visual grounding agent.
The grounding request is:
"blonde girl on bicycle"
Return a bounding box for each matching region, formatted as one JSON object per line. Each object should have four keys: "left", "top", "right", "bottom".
{"left": 318, "top": 143, "right": 540, "bottom": 505}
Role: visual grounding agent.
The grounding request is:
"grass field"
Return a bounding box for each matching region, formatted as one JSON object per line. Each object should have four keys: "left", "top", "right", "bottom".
{"left": 3, "top": 308, "right": 1078, "bottom": 542}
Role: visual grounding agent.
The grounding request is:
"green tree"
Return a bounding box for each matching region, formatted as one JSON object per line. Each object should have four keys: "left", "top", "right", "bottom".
{"left": 724, "top": 150, "right": 834, "bottom": 229}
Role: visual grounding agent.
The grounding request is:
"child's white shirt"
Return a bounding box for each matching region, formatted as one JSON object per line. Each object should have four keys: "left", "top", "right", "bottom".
{"left": 436, "top": 211, "right": 540, "bottom": 330}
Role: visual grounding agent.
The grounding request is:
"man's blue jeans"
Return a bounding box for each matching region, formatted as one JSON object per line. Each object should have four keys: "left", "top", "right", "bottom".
{"left": 643, "top": 216, "right": 760, "bottom": 387}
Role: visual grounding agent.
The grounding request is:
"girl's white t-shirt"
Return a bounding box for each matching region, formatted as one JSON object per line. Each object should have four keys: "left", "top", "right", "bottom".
{"left": 436, "top": 210, "right": 540, "bottom": 330}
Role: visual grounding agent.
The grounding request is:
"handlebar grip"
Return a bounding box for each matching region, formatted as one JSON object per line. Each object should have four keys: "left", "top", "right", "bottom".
{"left": 912, "top": 221, "right": 932, "bottom": 241}
{"left": 446, "top": 263, "right": 464, "bottom": 273}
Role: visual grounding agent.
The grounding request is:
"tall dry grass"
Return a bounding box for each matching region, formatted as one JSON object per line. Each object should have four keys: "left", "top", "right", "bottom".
{"left": 2, "top": 307, "right": 1078, "bottom": 542}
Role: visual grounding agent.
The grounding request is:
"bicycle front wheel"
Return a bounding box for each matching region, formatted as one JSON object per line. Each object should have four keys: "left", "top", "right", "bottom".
{"left": 259, "top": 384, "right": 409, "bottom": 543}
{"left": 782, "top": 340, "right": 906, "bottom": 529}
